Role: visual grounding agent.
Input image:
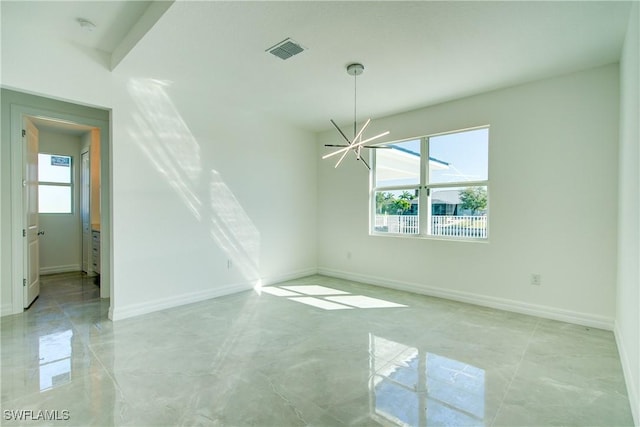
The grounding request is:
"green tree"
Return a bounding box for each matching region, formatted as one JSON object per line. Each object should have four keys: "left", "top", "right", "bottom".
{"left": 399, "top": 191, "right": 414, "bottom": 201}
{"left": 459, "top": 187, "right": 487, "bottom": 214}
{"left": 390, "top": 198, "right": 411, "bottom": 214}
{"left": 376, "top": 191, "right": 415, "bottom": 215}
{"left": 376, "top": 192, "right": 394, "bottom": 214}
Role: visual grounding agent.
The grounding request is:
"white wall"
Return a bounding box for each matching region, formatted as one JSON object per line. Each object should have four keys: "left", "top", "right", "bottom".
{"left": 318, "top": 64, "right": 620, "bottom": 329}
{"left": 38, "top": 131, "right": 83, "bottom": 274}
{"left": 616, "top": 2, "right": 640, "bottom": 424}
{"left": 108, "top": 75, "right": 317, "bottom": 319}
{"left": 1, "top": 1, "right": 318, "bottom": 319}
{"left": 90, "top": 0, "right": 319, "bottom": 319}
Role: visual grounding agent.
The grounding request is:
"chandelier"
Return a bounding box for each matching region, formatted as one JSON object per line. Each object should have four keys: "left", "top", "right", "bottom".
{"left": 322, "top": 63, "right": 390, "bottom": 169}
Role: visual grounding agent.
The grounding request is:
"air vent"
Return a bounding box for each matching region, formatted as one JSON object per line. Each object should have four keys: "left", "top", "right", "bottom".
{"left": 266, "top": 38, "right": 305, "bottom": 60}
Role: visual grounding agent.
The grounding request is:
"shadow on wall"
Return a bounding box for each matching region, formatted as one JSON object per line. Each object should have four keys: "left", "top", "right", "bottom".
{"left": 126, "top": 78, "right": 261, "bottom": 286}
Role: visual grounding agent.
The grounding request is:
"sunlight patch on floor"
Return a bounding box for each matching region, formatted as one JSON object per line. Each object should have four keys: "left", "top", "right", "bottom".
{"left": 289, "top": 297, "right": 354, "bottom": 310}
{"left": 280, "top": 285, "right": 350, "bottom": 296}
{"left": 260, "top": 287, "right": 301, "bottom": 297}
{"left": 261, "top": 284, "right": 407, "bottom": 310}
{"left": 326, "top": 295, "right": 406, "bottom": 309}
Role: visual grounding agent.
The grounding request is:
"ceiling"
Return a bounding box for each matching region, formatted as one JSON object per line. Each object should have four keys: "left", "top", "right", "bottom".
{"left": 2, "top": 1, "right": 633, "bottom": 133}
{"left": 2, "top": 0, "right": 152, "bottom": 54}
{"left": 29, "top": 116, "right": 96, "bottom": 136}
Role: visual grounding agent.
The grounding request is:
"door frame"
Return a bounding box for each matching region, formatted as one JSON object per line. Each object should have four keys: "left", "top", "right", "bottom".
{"left": 81, "top": 150, "right": 91, "bottom": 274}
{"left": 10, "top": 104, "right": 112, "bottom": 314}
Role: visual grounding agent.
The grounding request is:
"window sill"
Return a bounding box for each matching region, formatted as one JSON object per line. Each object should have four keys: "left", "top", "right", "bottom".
{"left": 369, "top": 232, "right": 489, "bottom": 244}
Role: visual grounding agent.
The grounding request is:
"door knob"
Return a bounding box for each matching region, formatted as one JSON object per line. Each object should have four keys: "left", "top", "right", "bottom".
{"left": 37, "top": 231, "right": 45, "bottom": 236}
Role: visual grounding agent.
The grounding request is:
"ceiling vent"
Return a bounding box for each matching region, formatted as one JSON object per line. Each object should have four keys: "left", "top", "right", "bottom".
{"left": 266, "top": 38, "right": 305, "bottom": 60}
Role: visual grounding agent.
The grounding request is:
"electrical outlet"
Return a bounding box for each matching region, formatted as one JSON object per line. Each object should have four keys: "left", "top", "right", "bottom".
{"left": 531, "top": 273, "right": 541, "bottom": 286}
{"left": 227, "top": 259, "right": 232, "bottom": 269}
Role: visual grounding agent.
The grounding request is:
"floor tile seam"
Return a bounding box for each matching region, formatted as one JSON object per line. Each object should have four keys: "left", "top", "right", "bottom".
{"left": 260, "top": 371, "right": 311, "bottom": 425}
{"left": 257, "top": 367, "right": 364, "bottom": 426}
{"left": 56, "top": 297, "right": 104, "bottom": 312}
{"left": 60, "top": 300, "right": 113, "bottom": 348}
{"left": 85, "top": 339, "right": 127, "bottom": 402}
{"left": 44, "top": 288, "right": 95, "bottom": 297}
{"left": 60, "top": 304, "right": 96, "bottom": 350}
{"left": 489, "top": 317, "right": 542, "bottom": 427}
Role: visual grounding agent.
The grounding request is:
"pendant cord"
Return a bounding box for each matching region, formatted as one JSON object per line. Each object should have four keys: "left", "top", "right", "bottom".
{"left": 353, "top": 72, "right": 357, "bottom": 140}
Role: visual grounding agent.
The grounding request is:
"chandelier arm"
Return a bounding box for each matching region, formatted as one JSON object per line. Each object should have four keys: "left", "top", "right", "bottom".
{"left": 349, "top": 130, "right": 391, "bottom": 151}
{"left": 323, "top": 146, "right": 349, "bottom": 159}
{"left": 325, "top": 144, "right": 389, "bottom": 148}
{"left": 330, "top": 119, "right": 352, "bottom": 145}
{"left": 324, "top": 130, "right": 390, "bottom": 160}
{"left": 334, "top": 147, "right": 351, "bottom": 168}
{"left": 352, "top": 118, "right": 371, "bottom": 145}
{"left": 359, "top": 156, "right": 371, "bottom": 170}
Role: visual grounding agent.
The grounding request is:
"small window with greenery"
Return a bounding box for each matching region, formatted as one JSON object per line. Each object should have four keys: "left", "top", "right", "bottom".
{"left": 38, "top": 153, "right": 73, "bottom": 214}
{"left": 371, "top": 127, "right": 489, "bottom": 239}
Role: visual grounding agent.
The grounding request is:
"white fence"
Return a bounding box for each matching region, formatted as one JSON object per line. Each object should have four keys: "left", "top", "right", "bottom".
{"left": 375, "top": 215, "right": 487, "bottom": 238}
{"left": 375, "top": 214, "right": 419, "bottom": 234}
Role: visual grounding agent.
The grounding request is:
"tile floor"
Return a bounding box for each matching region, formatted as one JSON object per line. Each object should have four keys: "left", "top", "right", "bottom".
{"left": 0, "top": 273, "right": 633, "bottom": 426}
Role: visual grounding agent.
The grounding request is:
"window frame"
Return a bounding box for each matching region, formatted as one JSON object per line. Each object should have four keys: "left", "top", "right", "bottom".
{"left": 370, "top": 126, "right": 489, "bottom": 240}
{"left": 38, "top": 152, "right": 74, "bottom": 214}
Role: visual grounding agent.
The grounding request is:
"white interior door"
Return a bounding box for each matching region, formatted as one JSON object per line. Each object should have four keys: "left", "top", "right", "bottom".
{"left": 24, "top": 118, "right": 40, "bottom": 308}
{"left": 81, "top": 151, "right": 90, "bottom": 273}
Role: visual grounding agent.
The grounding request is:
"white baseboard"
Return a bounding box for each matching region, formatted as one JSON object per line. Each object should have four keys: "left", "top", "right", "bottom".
{"left": 261, "top": 267, "right": 318, "bottom": 286}
{"left": 39, "top": 264, "right": 81, "bottom": 275}
{"left": 109, "top": 267, "right": 317, "bottom": 321}
{"left": 110, "top": 281, "right": 251, "bottom": 321}
{"left": 614, "top": 322, "right": 640, "bottom": 426}
{"left": 318, "top": 267, "right": 615, "bottom": 330}
{"left": 1, "top": 303, "right": 15, "bottom": 317}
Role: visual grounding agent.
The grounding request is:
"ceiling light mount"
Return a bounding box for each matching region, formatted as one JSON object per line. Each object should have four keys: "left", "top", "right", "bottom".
{"left": 346, "top": 63, "right": 364, "bottom": 76}
{"left": 323, "top": 63, "right": 390, "bottom": 170}
{"left": 77, "top": 18, "right": 96, "bottom": 32}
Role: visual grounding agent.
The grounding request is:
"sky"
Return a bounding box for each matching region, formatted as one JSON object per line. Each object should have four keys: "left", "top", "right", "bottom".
{"left": 378, "top": 127, "right": 488, "bottom": 187}
{"left": 429, "top": 127, "right": 488, "bottom": 183}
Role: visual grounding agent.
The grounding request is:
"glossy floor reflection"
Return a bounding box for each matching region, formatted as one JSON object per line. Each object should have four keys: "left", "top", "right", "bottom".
{"left": 1, "top": 273, "right": 633, "bottom": 426}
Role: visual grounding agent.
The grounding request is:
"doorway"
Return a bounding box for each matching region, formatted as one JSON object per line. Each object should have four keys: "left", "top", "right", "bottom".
{"left": 28, "top": 117, "right": 100, "bottom": 280}
{"left": 8, "top": 97, "right": 111, "bottom": 317}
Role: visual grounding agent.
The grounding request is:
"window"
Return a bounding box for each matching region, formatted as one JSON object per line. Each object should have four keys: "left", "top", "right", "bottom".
{"left": 372, "top": 127, "right": 489, "bottom": 239}
{"left": 38, "top": 153, "right": 73, "bottom": 214}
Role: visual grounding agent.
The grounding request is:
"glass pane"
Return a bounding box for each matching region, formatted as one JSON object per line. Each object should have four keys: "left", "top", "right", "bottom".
{"left": 374, "top": 189, "right": 419, "bottom": 234}
{"left": 429, "top": 128, "right": 488, "bottom": 184}
{"left": 375, "top": 139, "right": 420, "bottom": 187}
{"left": 39, "top": 185, "right": 72, "bottom": 213}
{"left": 39, "top": 154, "right": 71, "bottom": 183}
{"left": 430, "top": 186, "right": 487, "bottom": 238}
